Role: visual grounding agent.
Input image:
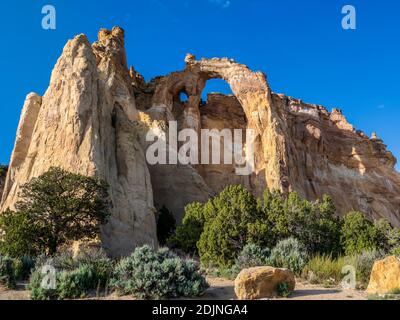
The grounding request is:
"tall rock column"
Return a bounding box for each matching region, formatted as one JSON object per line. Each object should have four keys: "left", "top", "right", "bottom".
{"left": 1, "top": 28, "right": 158, "bottom": 256}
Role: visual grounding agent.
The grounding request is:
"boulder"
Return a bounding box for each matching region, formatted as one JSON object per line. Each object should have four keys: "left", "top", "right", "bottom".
{"left": 234, "top": 266, "right": 295, "bottom": 300}
{"left": 366, "top": 256, "right": 400, "bottom": 294}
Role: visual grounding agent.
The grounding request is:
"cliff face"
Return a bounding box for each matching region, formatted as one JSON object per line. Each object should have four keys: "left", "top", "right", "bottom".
{"left": 138, "top": 54, "right": 400, "bottom": 226}
{"left": 273, "top": 94, "right": 400, "bottom": 226}
{"left": 1, "top": 27, "right": 400, "bottom": 255}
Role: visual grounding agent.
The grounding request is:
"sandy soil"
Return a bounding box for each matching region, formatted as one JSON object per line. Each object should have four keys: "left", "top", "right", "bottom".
{"left": 0, "top": 284, "right": 29, "bottom": 300}
{"left": 0, "top": 277, "right": 367, "bottom": 300}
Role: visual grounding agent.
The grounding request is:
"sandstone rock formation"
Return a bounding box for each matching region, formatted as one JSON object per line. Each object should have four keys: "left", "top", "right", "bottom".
{"left": 234, "top": 266, "right": 295, "bottom": 299}
{"left": 136, "top": 52, "right": 400, "bottom": 226}
{"left": 1, "top": 28, "right": 157, "bottom": 257}
{"left": 366, "top": 256, "right": 400, "bottom": 294}
{"left": 1, "top": 26, "right": 400, "bottom": 256}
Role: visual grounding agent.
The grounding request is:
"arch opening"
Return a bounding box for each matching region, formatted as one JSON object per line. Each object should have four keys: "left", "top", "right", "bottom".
{"left": 179, "top": 91, "right": 189, "bottom": 103}
{"left": 201, "top": 78, "right": 233, "bottom": 104}
{"left": 195, "top": 78, "right": 251, "bottom": 195}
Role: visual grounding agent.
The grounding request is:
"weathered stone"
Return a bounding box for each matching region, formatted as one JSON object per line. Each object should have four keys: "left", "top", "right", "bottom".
{"left": 366, "top": 256, "right": 400, "bottom": 294}
{"left": 140, "top": 53, "right": 400, "bottom": 225}
{"left": 234, "top": 266, "right": 295, "bottom": 300}
{"left": 0, "top": 27, "right": 157, "bottom": 257}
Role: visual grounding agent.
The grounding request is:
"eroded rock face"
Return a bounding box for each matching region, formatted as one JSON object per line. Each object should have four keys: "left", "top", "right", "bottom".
{"left": 1, "top": 27, "right": 400, "bottom": 257}
{"left": 138, "top": 53, "right": 400, "bottom": 226}
{"left": 273, "top": 94, "right": 400, "bottom": 225}
{"left": 0, "top": 27, "right": 157, "bottom": 257}
{"left": 234, "top": 266, "right": 296, "bottom": 300}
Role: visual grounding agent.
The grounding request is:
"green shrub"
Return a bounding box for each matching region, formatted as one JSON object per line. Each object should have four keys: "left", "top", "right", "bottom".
{"left": 110, "top": 245, "right": 208, "bottom": 299}
{"left": 0, "top": 209, "right": 39, "bottom": 257}
{"left": 0, "top": 255, "right": 35, "bottom": 289}
{"left": 169, "top": 185, "right": 396, "bottom": 271}
{"left": 235, "top": 244, "right": 270, "bottom": 269}
{"left": 341, "top": 211, "right": 380, "bottom": 255}
{"left": 156, "top": 206, "right": 176, "bottom": 246}
{"left": 302, "top": 250, "right": 384, "bottom": 289}
{"left": 171, "top": 186, "right": 344, "bottom": 266}
{"left": 209, "top": 244, "right": 270, "bottom": 281}
{"left": 374, "top": 219, "right": 400, "bottom": 254}
{"left": 13, "top": 256, "right": 35, "bottom": 280}
{"left": 206, "top": 266, "right": 240, "bottom": 281}
{"left": 262, "top": 191, "right": 342, "bottom": 256}
{"left": 28, "top": 248, "right": 113, "bottom": 300}
{"left": 276, "top": 282, "right": 292, "bottom": 298}
{"left": 0, "top": 167, "right": 110, "bottom": 256}
{"left": 391, "top": 247, "right": 400, "bottom": 257}
{"left": 56, "top": 265, "right": 97, "bottom": 299}
{"left": 198, "top": 185, "right": 268, "bottom": 268}
{"left": 74, "top": 248, "right": 113, "bottom": 288}
{"left": 29, "top": 267, "right": 58, "bottom": 300}
{"left": 0, "top": 255, "right": 15, "bottom": 288}
{"left": 168, "top": 202, "right": 205, "bottom": 254}
{"left": 352, "top": 250, "right": 385, "bottom": 289}
{"left": 302, "top": 254, "right": 347, "bottom": 286}
{"left": 268, "top": 238, "right": 309, "bottom": 274}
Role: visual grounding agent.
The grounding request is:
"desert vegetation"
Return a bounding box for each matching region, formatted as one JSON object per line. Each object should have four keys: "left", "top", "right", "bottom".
{"left": 168, "top": 185, "right": 400, "bottom": 290}
{"left": 1, "top": 168, "right": 399, "bottom": 299}
{"left": 0, "top": 167, "right": 110, "bottom": 256}
{"left": 0, "top": 168, "right": 208, "bottom": 300}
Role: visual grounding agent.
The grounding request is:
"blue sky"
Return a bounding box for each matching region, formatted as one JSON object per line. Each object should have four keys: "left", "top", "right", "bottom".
{"left": 0, "top": 0, "right": 399, "bottom": 170}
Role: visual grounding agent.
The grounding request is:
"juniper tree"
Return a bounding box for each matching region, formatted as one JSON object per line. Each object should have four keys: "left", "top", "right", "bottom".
{"left": 0, "top": 167, "right": 110, "bottom": 256}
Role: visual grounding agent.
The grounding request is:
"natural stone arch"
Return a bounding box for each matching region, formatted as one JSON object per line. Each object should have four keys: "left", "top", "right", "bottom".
{"left": 148, "top": 54, "right": 285, "bottom": 197}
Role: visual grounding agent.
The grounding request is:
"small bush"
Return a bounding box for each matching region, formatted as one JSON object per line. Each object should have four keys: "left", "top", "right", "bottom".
{"left": 268, "top": 238, "right": 309, "bottom": 274}
{"left": 0, "top": 255, "right": 15, "bottom": 288}
{"left": 340, "top": 211, "right": 379, "bottom": 255}
{"left": 374, "top": 219, "right": 400, "bottom": 254}
{"left": 276, "top": 282, "right": 292, "bottom": 298}
{"left": 207, "top": 244, "right": 270, "bottom": 281}
{"left": 302, "top": 255, "right": 347, "bottom": 287}
{"left": 29, "top": 268, "right": 56, "bottom": 300}
{"left": 392, "top": 247, "right": 400, "bottom": 257}
{"left": 206, "top": 266, "right": 240, "bottom": 281}
{"left": 57, "top": 265, "right": 97, "bottom": 299}
{"left": 168, "top": 202, "right": 205, "bottom": 254}
{"left": 302, "top": 250, "right": 384, "bottom": 289}
{"left": 13, "top": 256, "right": 35, "bottom": 280}
{"left": 198, "top": 185, "right": 266, "bottom": 268}
{"left": 352, "top": 250, "right": 385, "bottom": 289}
{"left": 235, "top": 244, "right": 270, "bottom": 269}
{"left": 28, "top": 248, "right": 113, "bottom": 300}
{"left": 110, "top": 245, "right": 208, "bottom": 299}
{"left": 262, "top": 191, "right": 342, "bottom": 256}
{"left": 74, "top": 248, "right": 113, "bottom": 288}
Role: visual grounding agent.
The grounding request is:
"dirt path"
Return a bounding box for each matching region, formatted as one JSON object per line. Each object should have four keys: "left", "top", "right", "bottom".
{"left": 0, "top": 284, "right": 29, "bottom": 300}
{"left": 0, "top": 277, "right": 367, "bottom": 300}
